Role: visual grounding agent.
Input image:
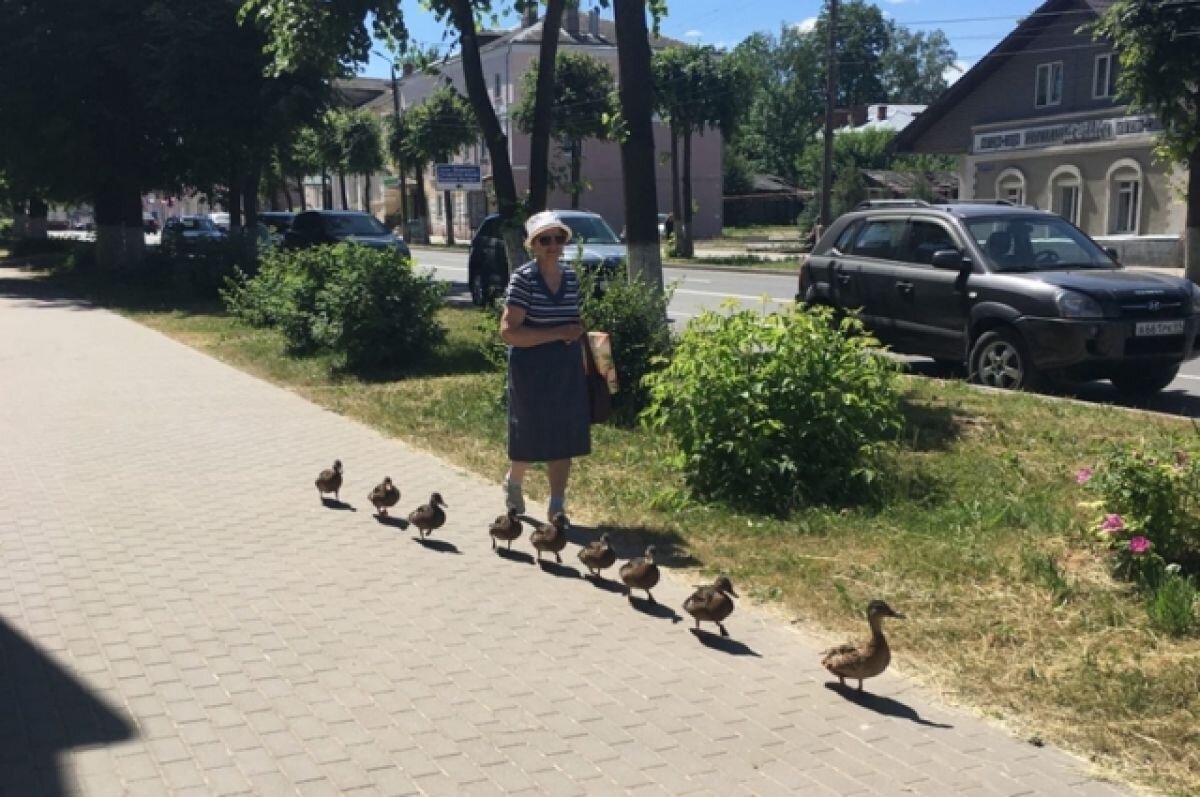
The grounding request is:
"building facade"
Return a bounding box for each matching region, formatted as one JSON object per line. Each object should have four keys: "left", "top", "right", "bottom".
{"left": 361, "top": 8, "right": 722, "bottom": 241}
{"left": 895, "top": 0, "right": 1186, "bottom": 267}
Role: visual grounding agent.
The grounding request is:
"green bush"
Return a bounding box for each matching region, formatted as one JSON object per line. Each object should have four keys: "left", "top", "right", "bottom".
{"left": 1146, "top": 570, "right": 1197, "bottom": 637}
{"left": 224, "top": 244, "right": 445, "bottom": 372}
{"left": 578, "top": 267, "right": 675, "bottom": 425}
{"left": 641, "top": 304, "right": 904, "bottom": 514}
{"left": 167, "top": 234, "right": 260, "bottom": 299}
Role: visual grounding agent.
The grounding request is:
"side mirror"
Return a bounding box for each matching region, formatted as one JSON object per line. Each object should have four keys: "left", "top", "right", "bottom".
{"left": 931, "top": 249, "right": 967, "bottom": 270}
{"left": 1104, "top": 246, "right": 1120, "bottom": 262}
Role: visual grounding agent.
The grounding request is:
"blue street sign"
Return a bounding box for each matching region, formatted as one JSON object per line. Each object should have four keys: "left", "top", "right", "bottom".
{"left": 434, "top": 163, "right": 483, "bottom": 190}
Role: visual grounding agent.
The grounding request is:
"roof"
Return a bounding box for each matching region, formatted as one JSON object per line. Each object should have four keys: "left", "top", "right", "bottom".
{"left": 861, "top": 169, "right": 959, "bottom": 194}
{"left": 850, "top": 105, "right": 926, "bottom": 133}
{"left": 751, "top": 174, "right": 801, "bottom": 194}
{"left": 894, "top": 0, "right": 1111, "bottom": 152}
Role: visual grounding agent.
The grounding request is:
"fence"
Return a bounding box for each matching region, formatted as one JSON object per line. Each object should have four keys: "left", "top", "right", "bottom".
{"left": 722, "top": 194, "right": 804, "bottom": 228}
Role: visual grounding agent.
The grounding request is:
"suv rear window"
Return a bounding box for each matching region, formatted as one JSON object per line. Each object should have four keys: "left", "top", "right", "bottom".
{"left": 849, "top": 219, "right": 905, "bottom": 260}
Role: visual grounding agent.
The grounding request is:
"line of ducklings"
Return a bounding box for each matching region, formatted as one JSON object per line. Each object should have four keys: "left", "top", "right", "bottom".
{"left": 318, "top": 461, "right": 906, "bottom": 692}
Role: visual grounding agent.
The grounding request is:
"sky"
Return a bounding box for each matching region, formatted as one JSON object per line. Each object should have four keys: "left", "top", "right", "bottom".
{"left": 358, "top": 0, "right": 1046, "bottom": 86}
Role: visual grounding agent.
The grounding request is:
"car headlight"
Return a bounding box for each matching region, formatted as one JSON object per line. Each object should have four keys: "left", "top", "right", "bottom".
{"left": 1055, "top": 289, "right": 1104, "bottom": 318}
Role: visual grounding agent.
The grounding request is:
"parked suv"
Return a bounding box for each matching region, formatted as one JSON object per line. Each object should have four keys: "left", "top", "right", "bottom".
{"left": 798, "top": 200, "right": 1200, "bottom": 395}
{"left": 283, "top": 210, "right": 410, "bottom": 258}
{"left": 467, "top": 210, "right": 625, "bottom": 306}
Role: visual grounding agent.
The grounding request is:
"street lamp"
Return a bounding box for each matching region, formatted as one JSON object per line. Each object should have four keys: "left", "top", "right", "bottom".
{"left": 374, "top": 50, "right": 410, "bottom": 237}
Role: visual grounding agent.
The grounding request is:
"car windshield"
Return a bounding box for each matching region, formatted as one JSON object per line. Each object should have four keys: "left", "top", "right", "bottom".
{"left": 326, "top": 214, "right": 389, "bottom": 236}
{"left": 967, "top": 215, "right": 1113, "bottom": 272}
{"left": 562, "top": 215, "right": 620, "bottom": 244}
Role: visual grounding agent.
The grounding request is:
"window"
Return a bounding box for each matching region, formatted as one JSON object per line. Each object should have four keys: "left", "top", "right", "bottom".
{"left": 831, "top": 220, "right": 862, "bottom": 253}
{"left": 1035, "top": 62, "right": 1063, "bottom": 108}
{"left": 848, "top": 219, "right": 906, "bottom": 260}
{"left": 1093, "top": 53, "right": 1117, "bottom": 99}
{"left": 1106, "top": 159, "right": 1143, "bottom": 235}
{"left": 1048, "top": 166, "right": 1083, "bottom": 225}
{"left": 996, "top": 168, "right": 1026, "bottom": 206}
{"left": 967, "top": 216, "right": 1111, "bottom": 272}
{"left": 903, "top": 221, "right": 959, "bottom": 266}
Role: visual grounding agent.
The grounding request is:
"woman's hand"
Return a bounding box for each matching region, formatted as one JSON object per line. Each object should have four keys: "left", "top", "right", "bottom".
{"left": 556, "top": 324, "right": 584, "bottom": 343}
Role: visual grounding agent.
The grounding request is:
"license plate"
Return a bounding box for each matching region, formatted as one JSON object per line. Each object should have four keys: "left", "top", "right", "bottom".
{"left": 1135, "top": 319, "right": 1185, "bottom": 336}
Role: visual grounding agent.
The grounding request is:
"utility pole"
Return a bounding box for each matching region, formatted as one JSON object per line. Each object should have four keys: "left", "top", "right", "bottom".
{"left": 819, "top": 0, "right": 839, "bottom": 230}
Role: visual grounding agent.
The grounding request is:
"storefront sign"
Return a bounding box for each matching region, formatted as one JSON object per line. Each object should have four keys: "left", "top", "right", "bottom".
{"left": 973, "top": 114, "right": 1160, "bottom": 154}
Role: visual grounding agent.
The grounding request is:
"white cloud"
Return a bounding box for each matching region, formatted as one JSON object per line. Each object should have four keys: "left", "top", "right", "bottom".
{"left": 684, "top": 29, "right": 704, "bottom": 39}
{"left": 793, "top": 17, "right": 818, "bottom": 33}
{"left": 943, "top": 59, "right": 972, "bottom": 86}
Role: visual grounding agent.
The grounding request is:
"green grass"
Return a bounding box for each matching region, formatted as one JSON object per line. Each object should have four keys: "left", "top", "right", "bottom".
{"left": 712, "top": 225, "right": 802, "bottom": 240}
{"left": 49, "top": 271, "right": 1200, "bottom": 797}
{"left": 665, "top": 255, "right": 802, "bottom": 271}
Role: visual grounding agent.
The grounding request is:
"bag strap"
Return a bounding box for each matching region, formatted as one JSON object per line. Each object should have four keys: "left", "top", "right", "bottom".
{"left": 581, "top": 329, "right": 599, "bottom": 375}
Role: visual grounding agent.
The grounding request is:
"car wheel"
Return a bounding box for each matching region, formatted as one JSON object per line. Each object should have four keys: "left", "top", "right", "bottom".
{"left": 1110, "top": 364, "right": 1179, "bottom": 397}
{"left": 469, "top": 270, "right": 491, "bottom": 307}
{"left": 969, "top": 328, "right": 1040, "bottom": 391}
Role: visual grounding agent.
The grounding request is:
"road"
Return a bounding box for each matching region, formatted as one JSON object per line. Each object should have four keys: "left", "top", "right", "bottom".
{"left": 411, "top": 246, "right": 1200, "bottom": 418}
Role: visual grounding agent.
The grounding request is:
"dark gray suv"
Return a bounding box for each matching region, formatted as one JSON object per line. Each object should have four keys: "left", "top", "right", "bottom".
{"left": 798, "top": 201, "right": 1200, "bottom": 395}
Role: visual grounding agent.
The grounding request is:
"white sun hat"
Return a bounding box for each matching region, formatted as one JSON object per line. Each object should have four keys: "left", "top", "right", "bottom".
{"left": 523, "top": 210, "right": 573, "bottom": 249}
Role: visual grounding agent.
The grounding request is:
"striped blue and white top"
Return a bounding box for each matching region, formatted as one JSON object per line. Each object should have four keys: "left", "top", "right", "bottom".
{"left": 504, "top": 262, "right": 581, "bottom": 328}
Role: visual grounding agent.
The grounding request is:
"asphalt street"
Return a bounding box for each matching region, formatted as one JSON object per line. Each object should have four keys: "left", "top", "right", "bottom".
{"left": 410, "top": 246, "right": 1200, "bottom": 418}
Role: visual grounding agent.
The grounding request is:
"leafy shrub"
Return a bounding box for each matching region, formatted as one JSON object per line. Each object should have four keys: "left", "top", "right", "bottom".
{"left": 309, "top": 245, "right": 446, "bottom": 372}
{"left": 1146, "top": 569, "right": 1197, "bottom": 637}
{"left": 224, "top": 244, "right": 445, "bottom": 371}
{"left": 578, "top": 266, "right": 674, "bottom": 425}
{"left": 641, "top": 304, "right": 903, "bottom": 514}
{"left": 167, "top": 234, "right": 260, "bottom": 299}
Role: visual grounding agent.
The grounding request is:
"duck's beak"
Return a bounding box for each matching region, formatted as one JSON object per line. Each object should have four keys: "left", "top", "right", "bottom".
{"left": 728, "top": 588, "right": 739, "bottom": 598}
{"left": 890, "top": 610, "right": 906, "bottom": 619}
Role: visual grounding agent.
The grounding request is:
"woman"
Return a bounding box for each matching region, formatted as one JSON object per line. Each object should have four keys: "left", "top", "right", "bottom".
{"left": 500, "top": 211, "right": 590, "bottom": 524}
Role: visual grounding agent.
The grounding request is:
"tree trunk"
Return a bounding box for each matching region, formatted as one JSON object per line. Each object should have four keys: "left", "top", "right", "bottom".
{"left": 339, "top": 174, "right": 349, "bottom": 210}
{"left": 570, "top": 140, "right": 582, "bottom": 209}
{"left": 228, "top": 185, "right": 243, "bottom": 233}
{"left": 443, "top": 190, "right": 456, "bottom": 245}
{"left": 94, "top": 183, "right": 124, "bottom": 270}
{"left": 289, "top": 175, "right": 300, "bottom": 212}
{"left": 26, "top": 196, "right": 48, "bottom": 240}
{"left": 10, "top": 199, "right": 28, "bottom": 239}
{"left": 613, "top": 0, "right": 663, "bottom": 288}
{"left": 414, "top": 163, "right": 430, "bottom": 244}
{"left": 448, "top": 0, "right": 527, "bottom": 271}
{"left": 121, "top": 186, "right": 144, "bottom": 267}
{"left": 669, "top": 122, "right": 681, "bottom": 247}
{"left": 363, "top": 173, "right": 372, "bottom": 215}
{"left": 527, "top": 0, "right": 566, "bottom": 212}
{"left": 1187, "top": 143, "right": 1200, "bottom": 284}
{"left": 399, "top": 168, "right": 409, "bottom": 237}
{"left": 321, "top": 170, "right": 331, "bottom": 209}
{"left": 679, "top": 130, "right": 694, "bottom": 258}
{"left": 243, "top": 168, "right": 260, "bottom": 230}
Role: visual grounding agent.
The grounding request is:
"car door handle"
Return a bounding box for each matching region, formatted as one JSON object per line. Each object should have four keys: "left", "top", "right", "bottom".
{"left": 836, "top": 273, "right": 852, "bottom": 286}
{"left": 896, "top": 281, "right": 914, "bottom": 294}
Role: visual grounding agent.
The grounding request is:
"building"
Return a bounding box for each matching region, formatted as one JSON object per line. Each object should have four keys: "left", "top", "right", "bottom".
{"left": 361, "top": 7, "right": 723, "bottom": 241}
{"left": 895, "top": 0, "right": 1185, "bottom": 267}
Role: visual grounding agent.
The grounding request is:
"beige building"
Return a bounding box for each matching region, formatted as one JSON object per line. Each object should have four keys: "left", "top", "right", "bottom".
{"left": 895, "top": 0, "right": 1186, "bottom": 267}
{"left": 358, "top": 7, "right": 723, "bottom": 241}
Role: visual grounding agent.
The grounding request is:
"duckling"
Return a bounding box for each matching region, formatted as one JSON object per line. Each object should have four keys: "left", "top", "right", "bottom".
{"left": 821, "top": 599, "right": 905, "bottom": 692}
{"left": 683, "top": 576, "right": 738, "bottom": 637}
{"left": 577, "top": 533, "right": 616, "bottom": 577}
{"left": 315, "top": 460, "right": 343, "bottom": 502}
{"left": 368, "top": 477, "right": 400, "bottom": 516}
{"left": 489, "top": 508, "right": 523, "bottom": 551}
{"left": 619, "top": 545, "right": 660, "bottom": 604}
{"left": 530, "top": 512, "right": 569, "bottom": 563}
{"left": 408, "top": 492, "right": 448, "bottom": 538}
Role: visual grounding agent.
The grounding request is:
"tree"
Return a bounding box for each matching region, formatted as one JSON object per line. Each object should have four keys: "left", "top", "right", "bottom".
{"left": 613, "top": 0, "right": 665, "bottom": 287}
{"left": 514, "top": 52, "right": 615, "bottom": 209}
{"left": 526, "top": 0, "right": 568, "bottom": 213}
{"left": 408, "top": 85, "right": 477, "bottom": 245}
{"left": 812, "top": 0, "right": 889, "bottom": 108}
{"left": 653, "top": 46, "right": 748, "bottom": 257}
{"left": 1094, "top": 1, "right": 1200, "bottom": 281}
{"left": 880, "top": 25, "right": 956, "bottom": 104}
{"left": 339, "top": 110, "right": 385, "bottom": 211}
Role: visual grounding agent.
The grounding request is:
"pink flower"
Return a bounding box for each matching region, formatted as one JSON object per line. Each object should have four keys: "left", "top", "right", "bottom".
{"left": 1100, "top": 513, "right": 1125, "bottom": 533}
{"left": 1075, "top": 467, "right": 1094, "bottom": 485}
{"left": 1128, "top": 536, "right": 1151, "bottom": 554}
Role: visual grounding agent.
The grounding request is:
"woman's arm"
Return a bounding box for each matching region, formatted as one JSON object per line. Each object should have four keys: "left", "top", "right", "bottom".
{"left": 500, "top": 304, "right": 582, "bottom": 347}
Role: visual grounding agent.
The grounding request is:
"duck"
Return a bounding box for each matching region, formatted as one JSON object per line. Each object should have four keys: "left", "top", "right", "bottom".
{"left": 368, "top": 477, "right": 400, "bottom": 516}
{"left": 315, "top": 460, "right": 343, "bottom": 501}
{"left": 408, "top": 492, "right": 448, "bottom": 538}
{"left": 530, "top": 512, "right": 569, "bottom": 563}
{"left": 821, "top": 599, "right": 905, "bottom": 692}
{"left": 577, "top": 532, "right": 616, "bottom": 577}
{"left": 619, "top": 545, "right": 660, "bottom": 604}
{"left": 489, "top": 508, "right": 523, "bottom": 551}
{"left": 682, "top": 576, "right": 738, "bottom": 637}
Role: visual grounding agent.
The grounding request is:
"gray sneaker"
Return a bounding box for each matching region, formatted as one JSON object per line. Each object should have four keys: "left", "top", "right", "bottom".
{"left": 503, "top": 479, "right": 526, "bottom": 514}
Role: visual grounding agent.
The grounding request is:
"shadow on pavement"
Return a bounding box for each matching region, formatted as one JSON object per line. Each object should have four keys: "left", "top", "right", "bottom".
{"left": 566, "top": 522, "right": 699, "bottom": 569}
{"left": 0, "top": 618, "right": 137, "bottom": 796}
{"left": 536, "top": 560, "right": 581, "bottom": 579}
{"left": 584, "top": 574, "right": 626, "bottom": 594}
{"left": 689, "top": 628, "right": 762, "bottom": 657}
{"left": 495, "top": 547, "right": 535, "bottom": 565}
{"left": 825, "top": 682, "right": 953, "bottom": 729}
{"left": 413, "top": 537, "right": 461, "bottom": 554}
{"left": 628, "top": 595, "right": 683, "bottom": 623}
{"left": 320, "top": 498, "right": 357, "bottom": 512}
{"left": 373, "top": 514, "right": 408, "bottom": 529}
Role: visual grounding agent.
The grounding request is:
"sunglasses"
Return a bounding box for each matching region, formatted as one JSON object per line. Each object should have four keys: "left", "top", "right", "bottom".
{"left": 536, "top": 233, "right": 567, "bottom": 246}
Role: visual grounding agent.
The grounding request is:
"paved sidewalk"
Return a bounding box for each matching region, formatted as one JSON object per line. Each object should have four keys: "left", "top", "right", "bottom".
{"left": 0, "top": 271, "right": 1132, "bottom": 796}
